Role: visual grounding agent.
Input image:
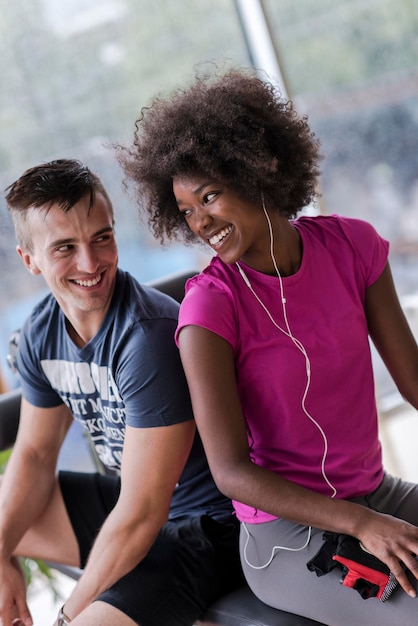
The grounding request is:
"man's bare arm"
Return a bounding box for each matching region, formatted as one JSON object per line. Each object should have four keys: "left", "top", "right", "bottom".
{"left": 62, "top": 419, "right": 195, "bottom": 620}
{"left": 0, "top": 399, "right": 73, "bottom": 626}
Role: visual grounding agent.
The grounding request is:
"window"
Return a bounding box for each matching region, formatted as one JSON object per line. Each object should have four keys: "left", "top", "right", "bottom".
{"left": 1, "top": 0, "right": 417, "bottom": 400}
{"left": 0, "top": 0, "right": 247, "bottom": 387}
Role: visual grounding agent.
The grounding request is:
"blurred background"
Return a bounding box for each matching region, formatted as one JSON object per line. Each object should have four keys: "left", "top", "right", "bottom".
{"left": 0, "top": 0, "right": 417, "bottom": 411}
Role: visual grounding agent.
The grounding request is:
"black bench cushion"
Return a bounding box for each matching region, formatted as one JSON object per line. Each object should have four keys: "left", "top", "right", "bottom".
{"left": 198, "top": 586, "right": 325, "bottom": 626}
{"left": 0, "top": 388, "right": 21, "bottom": 450}
{"left": 46, "top": 566, "right": 325, "bottom": 626}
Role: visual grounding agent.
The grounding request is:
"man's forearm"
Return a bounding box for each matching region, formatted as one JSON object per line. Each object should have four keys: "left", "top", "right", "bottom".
{"left": 63, "top": 506, "right": 164, "bottom": 618}
{"left": 0, "top": 447, "right": 56, "bottom": 559}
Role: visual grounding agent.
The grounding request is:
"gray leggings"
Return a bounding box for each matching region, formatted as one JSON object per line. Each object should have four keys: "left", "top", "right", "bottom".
{"left": 240, "top": 473, "right": 418, "bottom": 626}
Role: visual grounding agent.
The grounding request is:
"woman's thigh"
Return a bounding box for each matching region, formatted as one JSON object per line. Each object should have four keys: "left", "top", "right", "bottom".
{"left": 358, "top": 472, "right": 418, "bottom": 525}
{"left": 240, "top": 475, "right": 418, "bottom": 626}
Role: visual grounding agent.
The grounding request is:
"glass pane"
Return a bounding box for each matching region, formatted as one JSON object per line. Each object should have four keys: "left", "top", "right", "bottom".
{"left": 264, "top": 0, "right": 418, "bottom": 292}
{"left": 0, "top": 0, "right": 248, "bottom": 388}
{"left": 264, "top": 0, "right": 418, "bottom": 405}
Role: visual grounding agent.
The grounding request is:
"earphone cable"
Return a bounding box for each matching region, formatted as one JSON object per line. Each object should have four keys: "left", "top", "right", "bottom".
{"left": 234, "top": 196, "right": 338, "bottom": 570}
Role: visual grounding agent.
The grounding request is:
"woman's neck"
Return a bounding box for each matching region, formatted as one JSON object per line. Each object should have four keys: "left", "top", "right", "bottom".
{"left": 241, "top": 219, "right": 302, "bottom": 277}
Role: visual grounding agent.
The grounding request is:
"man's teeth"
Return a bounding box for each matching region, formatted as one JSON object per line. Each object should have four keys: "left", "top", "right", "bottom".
{"left": 75, "top": 274, "right": 101, "bottom": 287}
{"left": 209, "top": 226, "right": 232, "bottom": 246}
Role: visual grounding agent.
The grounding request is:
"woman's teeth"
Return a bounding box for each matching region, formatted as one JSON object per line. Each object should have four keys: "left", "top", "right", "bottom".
{"left": 209, "top": 226, "right": 232, "bottom": 246}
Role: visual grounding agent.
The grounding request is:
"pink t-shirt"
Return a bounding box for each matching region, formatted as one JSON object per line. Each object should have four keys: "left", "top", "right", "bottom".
{"left": 176, "top": 215, "right": 389, "bottom": 523}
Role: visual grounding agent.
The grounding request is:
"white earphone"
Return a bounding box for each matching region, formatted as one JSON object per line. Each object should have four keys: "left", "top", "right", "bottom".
{"left": 237, "top": 194, "right": 336, "bottom": 569}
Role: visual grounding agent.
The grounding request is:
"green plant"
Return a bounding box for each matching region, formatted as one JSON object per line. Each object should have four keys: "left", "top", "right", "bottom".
{"left": 0, "top": 448, "right": 12, "bottom": 472}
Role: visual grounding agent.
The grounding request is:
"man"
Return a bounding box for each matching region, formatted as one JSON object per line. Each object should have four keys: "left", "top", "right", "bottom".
{"left": 1, "top": 159, "right": 242, "bottom": 626}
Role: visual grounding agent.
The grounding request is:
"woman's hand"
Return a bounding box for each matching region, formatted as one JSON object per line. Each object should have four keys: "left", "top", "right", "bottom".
{"left": 356, "top": 511, "right": 418, "bottom": 597}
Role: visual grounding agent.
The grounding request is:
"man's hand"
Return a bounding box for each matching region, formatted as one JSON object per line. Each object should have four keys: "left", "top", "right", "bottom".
{"left": 0, "top": 556, "right": 32, "bottom": 626}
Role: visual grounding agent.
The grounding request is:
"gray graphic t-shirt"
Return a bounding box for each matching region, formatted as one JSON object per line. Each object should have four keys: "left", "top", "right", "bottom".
{"left": 16, "top": 269, "right": 232, "bottom": 520}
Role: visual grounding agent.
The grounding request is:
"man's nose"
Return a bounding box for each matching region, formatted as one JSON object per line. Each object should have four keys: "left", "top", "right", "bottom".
{"left": 76, "top": 246, "right": 100, "bottom": 273}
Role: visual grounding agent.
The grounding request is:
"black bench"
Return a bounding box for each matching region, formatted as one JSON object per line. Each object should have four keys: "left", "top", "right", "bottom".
{"left": 0, "top": 270, "right": 324, "bottom": 626}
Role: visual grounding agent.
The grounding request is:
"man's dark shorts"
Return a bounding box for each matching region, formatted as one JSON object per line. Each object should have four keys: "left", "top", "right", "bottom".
{"left": 59, "top": 471, "right": 244, "bottom": 626}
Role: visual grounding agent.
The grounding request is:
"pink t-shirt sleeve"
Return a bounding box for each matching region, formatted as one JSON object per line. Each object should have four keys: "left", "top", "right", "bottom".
{"left": 332, "top": 215, "right": 389, "bottom": 288}
{"left": 175, "top": 273, "right": 237, "bottom": 347}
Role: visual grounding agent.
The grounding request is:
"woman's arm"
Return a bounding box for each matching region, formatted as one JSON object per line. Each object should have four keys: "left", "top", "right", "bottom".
{"left": 178, "top": 323, "right": 418, "bottom": 596}
{"left": 365, "top": 262, "right": 418, "bottom": 408}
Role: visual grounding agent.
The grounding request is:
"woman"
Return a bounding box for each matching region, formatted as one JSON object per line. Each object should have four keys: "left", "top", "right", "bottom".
{"left": 118, "top": 67, "right": 418, "bottom": 625}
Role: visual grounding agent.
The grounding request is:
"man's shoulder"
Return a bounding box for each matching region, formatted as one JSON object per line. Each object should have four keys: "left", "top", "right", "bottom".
{"left": 17, "top": 293, "right": 64, "bottom": 377}
{"left": 116, "top": 269, "right": 180, "bottom": 322}
{"left": 22, "top": 292, "right": 60, "bottom": 336}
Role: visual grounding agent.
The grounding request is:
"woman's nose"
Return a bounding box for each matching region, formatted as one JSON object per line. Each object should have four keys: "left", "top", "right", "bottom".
{"left": 194, "top": 207, "right": 212, "bottom": 232}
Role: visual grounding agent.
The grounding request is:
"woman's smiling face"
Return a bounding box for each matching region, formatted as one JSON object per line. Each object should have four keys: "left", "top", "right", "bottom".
{"left": 173, "top": 175, "right": 270, "bottom": 267}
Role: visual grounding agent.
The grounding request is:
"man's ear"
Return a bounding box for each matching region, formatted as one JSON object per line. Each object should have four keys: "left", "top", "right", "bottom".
{"left": 16, "top": 245, "right": 41, "bottom": 275}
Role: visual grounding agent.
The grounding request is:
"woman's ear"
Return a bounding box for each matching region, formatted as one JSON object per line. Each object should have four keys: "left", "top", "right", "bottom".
{"left": 16, "top": 245, "right": 41, "bottom": 275}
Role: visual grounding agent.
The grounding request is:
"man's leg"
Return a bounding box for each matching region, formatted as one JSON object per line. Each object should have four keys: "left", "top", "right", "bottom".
{"left": 1, "top": 475, "right": 80, "bottom": 566}
{"left": 69, "top": 601, "right": 137, "bottom": 626}
{"left": 94, "top": 515, "right": 242, "bottom": 626}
